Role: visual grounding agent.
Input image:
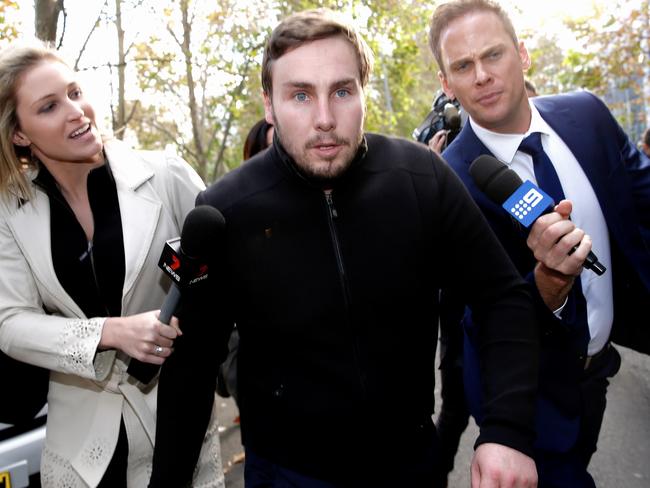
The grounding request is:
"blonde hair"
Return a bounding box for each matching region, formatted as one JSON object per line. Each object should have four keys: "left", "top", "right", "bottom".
{"left": 0, "top": 43, "right": 67, "bottom": 200}
{"left": 261, "top": 8, "right": 374, "bottom": 96}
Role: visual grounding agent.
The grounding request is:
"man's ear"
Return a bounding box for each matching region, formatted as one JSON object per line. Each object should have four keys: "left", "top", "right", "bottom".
{"left": 439, "top": 71, "right": 455, "bottom": 100}
{"left": 263, "top": 92, "right": 274, "bottom": 125}
{"left": 12, "top": 130, "right": 30, "bottom": 147}
{"left": 519, "top": 41, "right": 531, "bottom": 71}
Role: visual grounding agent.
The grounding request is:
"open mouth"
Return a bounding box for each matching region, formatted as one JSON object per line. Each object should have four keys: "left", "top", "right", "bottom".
{"left": 69, "top": 124, "right": 91, "bottom": 139}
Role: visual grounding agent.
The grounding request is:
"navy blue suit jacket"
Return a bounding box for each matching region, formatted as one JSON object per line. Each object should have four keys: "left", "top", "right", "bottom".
{"left": 443, "top": 90, "right": 650, "bottom": 452}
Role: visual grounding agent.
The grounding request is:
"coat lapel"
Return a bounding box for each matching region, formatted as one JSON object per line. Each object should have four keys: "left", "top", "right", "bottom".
{"left": 8, "top": 191, "right": 85, "bottom": 317}
{"left": 103, "top": 140, "right": 161, "bottom": 299}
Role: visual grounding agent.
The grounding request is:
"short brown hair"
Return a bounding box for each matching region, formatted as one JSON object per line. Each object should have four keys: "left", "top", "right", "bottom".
{"left": 429, "top": 0, "right": 518, "bottom": 74}
{"left": 261, "top": 8, "right": 374, "bottom": 96}
{"left": 0, "top": 43, "right": 65, "bottom": 200}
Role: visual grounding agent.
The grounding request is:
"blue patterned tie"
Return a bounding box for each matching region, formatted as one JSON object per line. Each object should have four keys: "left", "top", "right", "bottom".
{"left": 518, "top": 132, "right": 590, "bottom": 354}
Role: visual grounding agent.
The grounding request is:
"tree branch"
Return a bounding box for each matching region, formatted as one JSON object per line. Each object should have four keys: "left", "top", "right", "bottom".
{"left": 74, "top": 0, "right": 108, "bottom": 70}
{"left": 56, "top": 0, "right": 66, "bottom": 50}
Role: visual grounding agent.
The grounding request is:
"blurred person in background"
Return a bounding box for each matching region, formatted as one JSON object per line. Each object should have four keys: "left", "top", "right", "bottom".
{"left": 0, "top": 43, "right": 223, "bottom": 488}
{"left": 243, "top": 118, "right": 275, "bottom": 161}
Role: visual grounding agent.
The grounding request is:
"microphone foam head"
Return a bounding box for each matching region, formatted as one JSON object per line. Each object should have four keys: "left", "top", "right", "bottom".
{"left": 180, "top": 205, "right": 226, "bottom": 258}
{"left": 469, "top": 155, "right": 523, "bottom": 205}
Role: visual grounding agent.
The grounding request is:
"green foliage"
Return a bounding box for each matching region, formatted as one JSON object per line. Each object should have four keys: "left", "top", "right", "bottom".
{"left": 564, "top": 1, "right": 648, "bottom": 97}
{"left": 558, "top": 50, "right": 603, "bottom": 92}
{"left": 525, "top": 34, "right": 566, "bottom": 95}
{"left": 0, "top": 0, "right": 20, "bottom": 48}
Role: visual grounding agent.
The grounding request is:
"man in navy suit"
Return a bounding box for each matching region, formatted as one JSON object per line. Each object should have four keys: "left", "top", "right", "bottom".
{"left": 428, "top": 1, "right": 650, "bottom": 486}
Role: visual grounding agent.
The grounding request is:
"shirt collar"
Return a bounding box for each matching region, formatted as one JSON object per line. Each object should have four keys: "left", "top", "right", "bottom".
{"left": 469, "top": 99, "right": 553, "bottom": 164}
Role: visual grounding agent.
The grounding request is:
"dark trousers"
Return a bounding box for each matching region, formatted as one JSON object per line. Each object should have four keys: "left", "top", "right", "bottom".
{"left": 97, "top": 420, "right": 129, "bottom": 487}
{"left": 535, "top": 344, "right": 621, "bottom": 488}
{"left": 244, "top": 423, "right": 443, "bottom": 488}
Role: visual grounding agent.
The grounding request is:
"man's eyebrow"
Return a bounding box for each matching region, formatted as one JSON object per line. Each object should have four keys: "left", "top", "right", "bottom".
{"left": 281, "top": 81, "right": 315, "bottom": 90}
{"left": 448, "top": 42, "right": 508, "bottom": 68}
{"left": 280, "top": 78, "right": 358, "bottom": 89}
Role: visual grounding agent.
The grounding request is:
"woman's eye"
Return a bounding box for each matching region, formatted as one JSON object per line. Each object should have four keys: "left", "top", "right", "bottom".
{"left": 39, "top": 103, "right": 56, "bottom": 113}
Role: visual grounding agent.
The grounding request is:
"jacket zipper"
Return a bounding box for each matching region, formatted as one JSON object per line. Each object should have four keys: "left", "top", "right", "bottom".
{"left": 323, "top": 190, "right": 367, "bottom": 394}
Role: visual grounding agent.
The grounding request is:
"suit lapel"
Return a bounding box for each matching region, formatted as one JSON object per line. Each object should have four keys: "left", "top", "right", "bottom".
{"left": 449, "top": 123, "right": 506, "bottom": 213}
{"left": 104, "top": 140, "right": 161, "bottom": 299}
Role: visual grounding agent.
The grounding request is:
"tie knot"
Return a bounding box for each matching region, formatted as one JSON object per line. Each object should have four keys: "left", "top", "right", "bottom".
{"left": 518, "top": 132, "right": 544, "bottom": 156}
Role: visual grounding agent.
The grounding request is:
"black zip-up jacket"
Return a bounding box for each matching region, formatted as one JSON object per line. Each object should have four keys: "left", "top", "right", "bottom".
{"left": 150, "top": 133, "right": 539, "bottom": 485}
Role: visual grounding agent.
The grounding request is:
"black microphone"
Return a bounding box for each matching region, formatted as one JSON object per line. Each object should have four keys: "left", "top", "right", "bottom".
{"left": 127, "top": 205, "right": 226, "bottom": 383}
{"left": 469, "top": 154, "right": 606, "bottom": 275}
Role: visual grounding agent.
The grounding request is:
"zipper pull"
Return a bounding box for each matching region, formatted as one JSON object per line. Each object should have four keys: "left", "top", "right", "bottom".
{"left": 324, "top": 190, "right": 338, "bottom": 219}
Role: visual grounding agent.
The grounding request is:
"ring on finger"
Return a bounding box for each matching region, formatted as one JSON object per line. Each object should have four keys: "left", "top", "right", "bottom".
{"left": 154, "top": 345, "right": 163, "bottom": 355}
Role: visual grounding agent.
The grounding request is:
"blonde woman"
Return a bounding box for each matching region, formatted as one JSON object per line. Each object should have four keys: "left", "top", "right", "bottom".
{"left": 0, "top": 43, "right": 224, "bottom": 487}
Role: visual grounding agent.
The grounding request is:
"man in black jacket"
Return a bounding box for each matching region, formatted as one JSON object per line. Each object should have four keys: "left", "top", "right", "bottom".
{"left": 150, "top": 8, "right": 539, "bottom": 488}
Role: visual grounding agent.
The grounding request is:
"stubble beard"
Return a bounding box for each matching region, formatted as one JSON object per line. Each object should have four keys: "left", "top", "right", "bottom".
{"left": 273, "top": 115, "right": 364, "bottom": 182}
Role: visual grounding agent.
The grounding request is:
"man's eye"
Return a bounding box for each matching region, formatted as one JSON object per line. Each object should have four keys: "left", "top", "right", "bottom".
{"left": 295, "top": 92, "right": 308, "bottom": 102}
{"left": 335, "top": 89, "right": 349, "bottom": 98}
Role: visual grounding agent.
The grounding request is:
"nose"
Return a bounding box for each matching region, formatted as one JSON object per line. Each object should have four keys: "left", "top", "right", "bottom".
{"left": 314, "top": 98, "right": 335, "bottom": 131}
{"left": 66, "top": 99, "right": 85, "bottom": 120}
{"left": 474, "top": 61, "right": 492, "bottom": 86}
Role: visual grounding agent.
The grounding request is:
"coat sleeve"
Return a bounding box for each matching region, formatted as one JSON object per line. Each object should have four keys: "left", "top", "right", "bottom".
{"left": 0, "top": 201, "right": 113, "bottom": 380}
{"left": 428, "top": 152, "right": 540, "bottom": 457}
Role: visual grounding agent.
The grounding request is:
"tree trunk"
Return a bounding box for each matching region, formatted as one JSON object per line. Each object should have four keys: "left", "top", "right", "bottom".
{"left": 35, "top": 0, "right": 64, "bottom": 45}
{"left": 114, "top": 0, "right": 127, "bottom": 139}
{"left": 180, "top": 0, "right": 208, "bottom": 180}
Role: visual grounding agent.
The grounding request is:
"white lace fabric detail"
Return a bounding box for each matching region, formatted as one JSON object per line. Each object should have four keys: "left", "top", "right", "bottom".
{"left": 57, "top": 318, "right": 104, "bottom": 377}
{"left": 80, "top": 437, "right": 112, "bottom": 469}
{"left": 41, "top": 447, "right": 85, "bottom": 488}
{"left": 192, "top": 417, "right": 225, "bottom": 488}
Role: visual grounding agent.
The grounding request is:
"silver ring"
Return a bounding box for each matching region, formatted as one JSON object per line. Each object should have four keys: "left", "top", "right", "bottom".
{"left": 154, "top": 345, "right": 163, "bottom": 355}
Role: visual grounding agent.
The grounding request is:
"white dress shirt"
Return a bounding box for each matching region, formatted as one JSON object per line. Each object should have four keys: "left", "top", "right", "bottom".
{"left": 469, "top": 101, "right": 613, "bottom": 355}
